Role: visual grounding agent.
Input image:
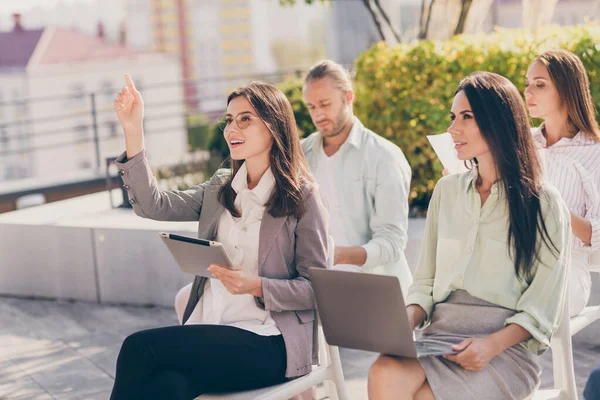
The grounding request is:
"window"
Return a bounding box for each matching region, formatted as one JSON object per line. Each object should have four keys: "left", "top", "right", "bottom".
{"left": 106, "top": 120, "right": 118, "bottom": 138}
{"left": 74, "top": 123, "right": 89, "bottom": 143}
{"left": 78, "top": 159, "right": 92, "bottom": 169}
{"left": 100, "top": 81, "right": 115, "bottom": 103}
{"left": 0, "top": 125, "right": 8, "bottom": 151}
{"left": 69, "top": 83, "right": 86, "bottom": 107}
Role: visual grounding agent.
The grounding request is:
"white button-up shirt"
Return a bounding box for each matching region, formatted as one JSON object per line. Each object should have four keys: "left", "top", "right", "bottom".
{"left": 302, "top": 117, "right": 413, "bottom": 294}
{"left": 533, "top": 126, "right": 600, "bottom": 251}
{"left": 196, "top": 162, "right": 281, "bottom": 336}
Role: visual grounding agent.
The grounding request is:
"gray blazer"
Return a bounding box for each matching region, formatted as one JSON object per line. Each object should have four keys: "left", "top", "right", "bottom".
{"left": 115, "top": 151, "right": 329, "bottom": 378}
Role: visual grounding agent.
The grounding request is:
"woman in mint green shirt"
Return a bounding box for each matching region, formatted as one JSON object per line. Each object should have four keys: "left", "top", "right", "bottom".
{"left": 368, "top": 72, "right": 571, "bottom": 400}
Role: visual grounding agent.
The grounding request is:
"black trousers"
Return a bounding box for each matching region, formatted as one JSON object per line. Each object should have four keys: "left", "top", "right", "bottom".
{"left": 109, "top": 325, "right": 287, "bottom": 400}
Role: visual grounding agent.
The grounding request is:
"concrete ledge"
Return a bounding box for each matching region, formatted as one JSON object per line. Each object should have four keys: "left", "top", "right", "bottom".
{"left": 0, "top": 224, "right": 98, "bottom": 301}
{"left": 0, "top": 189, "right": 426, "bottom": 306}
{"left": 93, "top": 227, "right": 194, "bottom": 306}
{"left": 0, "top": 190, "right": 198, "bottom": 306}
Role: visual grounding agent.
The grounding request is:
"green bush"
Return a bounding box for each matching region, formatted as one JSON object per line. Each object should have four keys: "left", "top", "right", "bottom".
{"left": 278, "top": 78, "right": 316, "bottom": 138}
{"left": 207, "top": 124, "right": 230, "bottom": 160}
{"left": 188, "top": 124, "right": 215, "bottom": 151}
{"left": 353, "top": 24, "right": 600, "bottom": 210}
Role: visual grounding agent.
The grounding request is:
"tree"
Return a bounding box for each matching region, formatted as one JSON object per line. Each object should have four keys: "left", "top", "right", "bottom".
{"left": 280, "top": 0, "right": 401, "bottom": 44}
{"left": 282, "top": 0, "right": 494, "bottom": 42}
{"left": 418, "top": 0, "right": 494, "bottom": 40}
{"left": 522, "top": 0, "right": 559, "bottom": 33}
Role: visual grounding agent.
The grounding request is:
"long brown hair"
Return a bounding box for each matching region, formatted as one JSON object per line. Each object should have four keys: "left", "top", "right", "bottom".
{"left": 535, "top": 50, "right": 600, "bottom": 141}
{"left": 219, "top": 81, "right": 313, "bottom": 219}
{"left": 457, "top": 72, "right": 557, "bottom": 282}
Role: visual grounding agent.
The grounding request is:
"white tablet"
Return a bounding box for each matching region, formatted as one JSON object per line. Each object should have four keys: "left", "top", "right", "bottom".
{"left": 160, "top": 232, "right": 235, "bottom": 278}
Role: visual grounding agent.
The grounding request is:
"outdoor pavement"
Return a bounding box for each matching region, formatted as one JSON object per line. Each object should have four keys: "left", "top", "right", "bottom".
{"left": 0, "top": 216, "right": 599, "bottom": 399}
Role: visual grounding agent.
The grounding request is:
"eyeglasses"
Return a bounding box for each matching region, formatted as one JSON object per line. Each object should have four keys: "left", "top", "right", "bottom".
{"left": 218, "top": 113, "right": 258, "bottom": 132}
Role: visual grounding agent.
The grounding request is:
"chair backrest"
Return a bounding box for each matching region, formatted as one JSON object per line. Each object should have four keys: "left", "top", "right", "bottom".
{"left": 590, "top": 251, "right": 600, "bottom": 273}
{"left": 327, "top": 236, "right": 335, "bottom": 269}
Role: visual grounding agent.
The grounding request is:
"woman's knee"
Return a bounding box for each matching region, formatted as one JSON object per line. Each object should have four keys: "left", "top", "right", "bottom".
{"left": 117, "top": 330, "right": 153, "bottom": 365}
{"left": 368, "top": 356, "right": 422, "bottom": 389}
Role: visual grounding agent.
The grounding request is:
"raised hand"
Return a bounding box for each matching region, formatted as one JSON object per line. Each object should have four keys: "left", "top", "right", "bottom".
{"left": 114, "top": 74, "right": 145, "bottom": 158}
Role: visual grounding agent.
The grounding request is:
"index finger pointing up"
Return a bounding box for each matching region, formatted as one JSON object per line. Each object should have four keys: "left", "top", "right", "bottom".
{"left": 124, "top": 73, "right": 136, "bottom": 92}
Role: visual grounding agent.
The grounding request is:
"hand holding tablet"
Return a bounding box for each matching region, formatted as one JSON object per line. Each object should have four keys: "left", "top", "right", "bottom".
{"left": 160, "top": 233, "right": 236, "bottom": 278}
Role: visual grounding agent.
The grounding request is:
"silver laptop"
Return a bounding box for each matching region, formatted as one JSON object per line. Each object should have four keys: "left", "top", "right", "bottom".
{"left": 309, "top": 268, "right": 457, "bottom": 358}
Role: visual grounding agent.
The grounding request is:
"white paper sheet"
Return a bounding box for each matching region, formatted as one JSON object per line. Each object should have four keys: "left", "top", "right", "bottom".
{"left": 426, "top": 132, "right": 469, "bottom": 175}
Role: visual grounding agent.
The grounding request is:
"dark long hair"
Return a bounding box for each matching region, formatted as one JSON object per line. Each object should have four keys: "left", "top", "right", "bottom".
{"left": 457, "top": 72, "right": 557, "bottom": 282}
{"left": 218, "top": 81, "right": 313, "bottom": 219}
{"left": 535, "top": 50, "right": 600, "bottom": 141}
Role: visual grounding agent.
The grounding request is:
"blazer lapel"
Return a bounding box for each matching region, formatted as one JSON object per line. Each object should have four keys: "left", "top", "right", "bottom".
{"left": 197, "top": 184, "right": 225, "bottom": 239}
{"left": 258, "top": 211, "right": 288, "bottom": 270}
{"left": 184, "top": 184, "right": 224, "bottom": 325}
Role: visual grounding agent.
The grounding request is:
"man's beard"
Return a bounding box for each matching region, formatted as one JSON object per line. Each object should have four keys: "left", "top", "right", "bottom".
{"left": 319, "top": 111, "right": 349, "bottom": 138}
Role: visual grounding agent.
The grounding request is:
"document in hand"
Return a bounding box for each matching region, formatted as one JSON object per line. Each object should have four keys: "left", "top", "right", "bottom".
{"left": 426, "top": 132, "right": 469, "bottom": 175}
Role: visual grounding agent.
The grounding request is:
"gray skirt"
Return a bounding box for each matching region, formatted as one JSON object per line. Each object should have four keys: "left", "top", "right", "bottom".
{"left": 418, "top": 290, "right": 540, "bottom": 400}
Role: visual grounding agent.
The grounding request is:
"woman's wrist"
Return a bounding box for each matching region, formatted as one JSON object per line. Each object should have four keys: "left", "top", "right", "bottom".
{"left": 407, "top": 304, "right": 426, "bottom": 330}
{"left": 251, "top": 277, "right": 264, "bottom": 298}
{"left": 125, "top": 131, "right": 145, "bottom": 160}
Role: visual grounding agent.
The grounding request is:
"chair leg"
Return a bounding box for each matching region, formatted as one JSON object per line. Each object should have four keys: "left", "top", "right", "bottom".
{"left": 328, "top": 346, "right": 350, "bottom": 400}
{"left": 326, "top": 381, "right": 338, "bottom": 400}
{"left": 554, "top": 335, "right": 578, "bottom": 399}
{"left": 549, "top": 284, "right": 578, "bottom": 400}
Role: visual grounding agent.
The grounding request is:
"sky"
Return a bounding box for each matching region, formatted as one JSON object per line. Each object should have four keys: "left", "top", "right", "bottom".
{"left": 0, "top": 0, "right": 94, "bottom": 15}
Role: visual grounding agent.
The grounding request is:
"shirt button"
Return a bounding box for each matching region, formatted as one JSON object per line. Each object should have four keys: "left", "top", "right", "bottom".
{"left": 129, "top": 198, "right": 136, "bottom": 204}
{"left": 123, "top": 184, "right": 130, "bottom": 190}
{"left": 458, "top": 273, "right": 463, "bottom": 280}
{"left": 118, "top": 169, "right": 125, "bottom": 176}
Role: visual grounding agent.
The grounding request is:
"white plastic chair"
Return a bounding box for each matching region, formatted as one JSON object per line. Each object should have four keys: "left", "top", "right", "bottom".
{"left": 197, "top": 236, "right": 350, "bottom": 400}
{"left": 526, "top": 271, "right": 600, "bottom": 400}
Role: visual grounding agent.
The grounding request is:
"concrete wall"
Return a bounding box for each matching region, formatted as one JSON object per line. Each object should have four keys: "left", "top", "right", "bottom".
{"left": 0, "top": 189, "right": 427, "bottom": 306}
{"left": 0, "top": 190, "right": 198, "bottom": 307}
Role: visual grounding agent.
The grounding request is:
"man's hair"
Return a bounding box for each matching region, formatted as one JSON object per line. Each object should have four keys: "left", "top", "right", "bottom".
{"left": 303, "top": 60, "right": 353, "bottom": 92}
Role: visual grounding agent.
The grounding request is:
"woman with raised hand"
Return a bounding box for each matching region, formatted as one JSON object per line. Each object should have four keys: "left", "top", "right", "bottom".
{"left": 368, "top": 72, "right": 571, "bottom": 400}
{"left": 524, "top": 49, "right": 600, "bottom": 317}
{"left": 109, "top": 74, "right": 328, "bottom": 399}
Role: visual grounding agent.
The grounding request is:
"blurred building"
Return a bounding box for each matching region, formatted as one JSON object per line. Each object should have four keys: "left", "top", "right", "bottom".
{"left": 0, "top": 0, "right": 124, "bottom": 42}
{"left": 0, "top": 14, "right": 187, "bottom": 182}
{"left": 125, "top": 0, "right": 328, "bottom": 114}
{"left": 125, "top": 0, "right": 197, "bottom": 110}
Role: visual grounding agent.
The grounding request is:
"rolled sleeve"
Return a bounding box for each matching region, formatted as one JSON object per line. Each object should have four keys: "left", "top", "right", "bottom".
{"left": 362, "top": 241, "right": 382, "bottom": 268}
{"left": 405, "top": 291, "right": 435, "bottom": 328}
{"left": 504, "top": 192, "right": 571, "bottom": 355}
{"left": 583, "top": 167, "right": 600, "bottom": 251}
{"left": 406, "top": 181, "right": 442, "bottom": 329}
{"left": 504, "top": 311, "right": 550, "bottom": 355}
{"left": 361, "top": 154, "right": 411, "bottom": 269}
{"left": 589, "top": 217, "right": 600, "bottom": 251}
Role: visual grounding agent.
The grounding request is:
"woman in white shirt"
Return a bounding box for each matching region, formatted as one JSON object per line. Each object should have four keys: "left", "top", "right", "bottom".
{"left": 525, "top": 49, "right": 600, "bottom": 317}
{"left": 109, "top": 76, "right": 328, "bottom": 399}
{"left": 368, "top": 72, "right": 570, "bottom": 400}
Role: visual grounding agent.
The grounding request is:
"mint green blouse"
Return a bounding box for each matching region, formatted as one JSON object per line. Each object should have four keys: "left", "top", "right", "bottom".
{"left": 406, "top": 168, "right": 571, "bottom": 355}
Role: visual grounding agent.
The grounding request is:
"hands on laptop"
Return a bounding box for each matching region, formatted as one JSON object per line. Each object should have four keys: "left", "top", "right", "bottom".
{"left": 407, "top": 304, "right": 427, "bottom": 331}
